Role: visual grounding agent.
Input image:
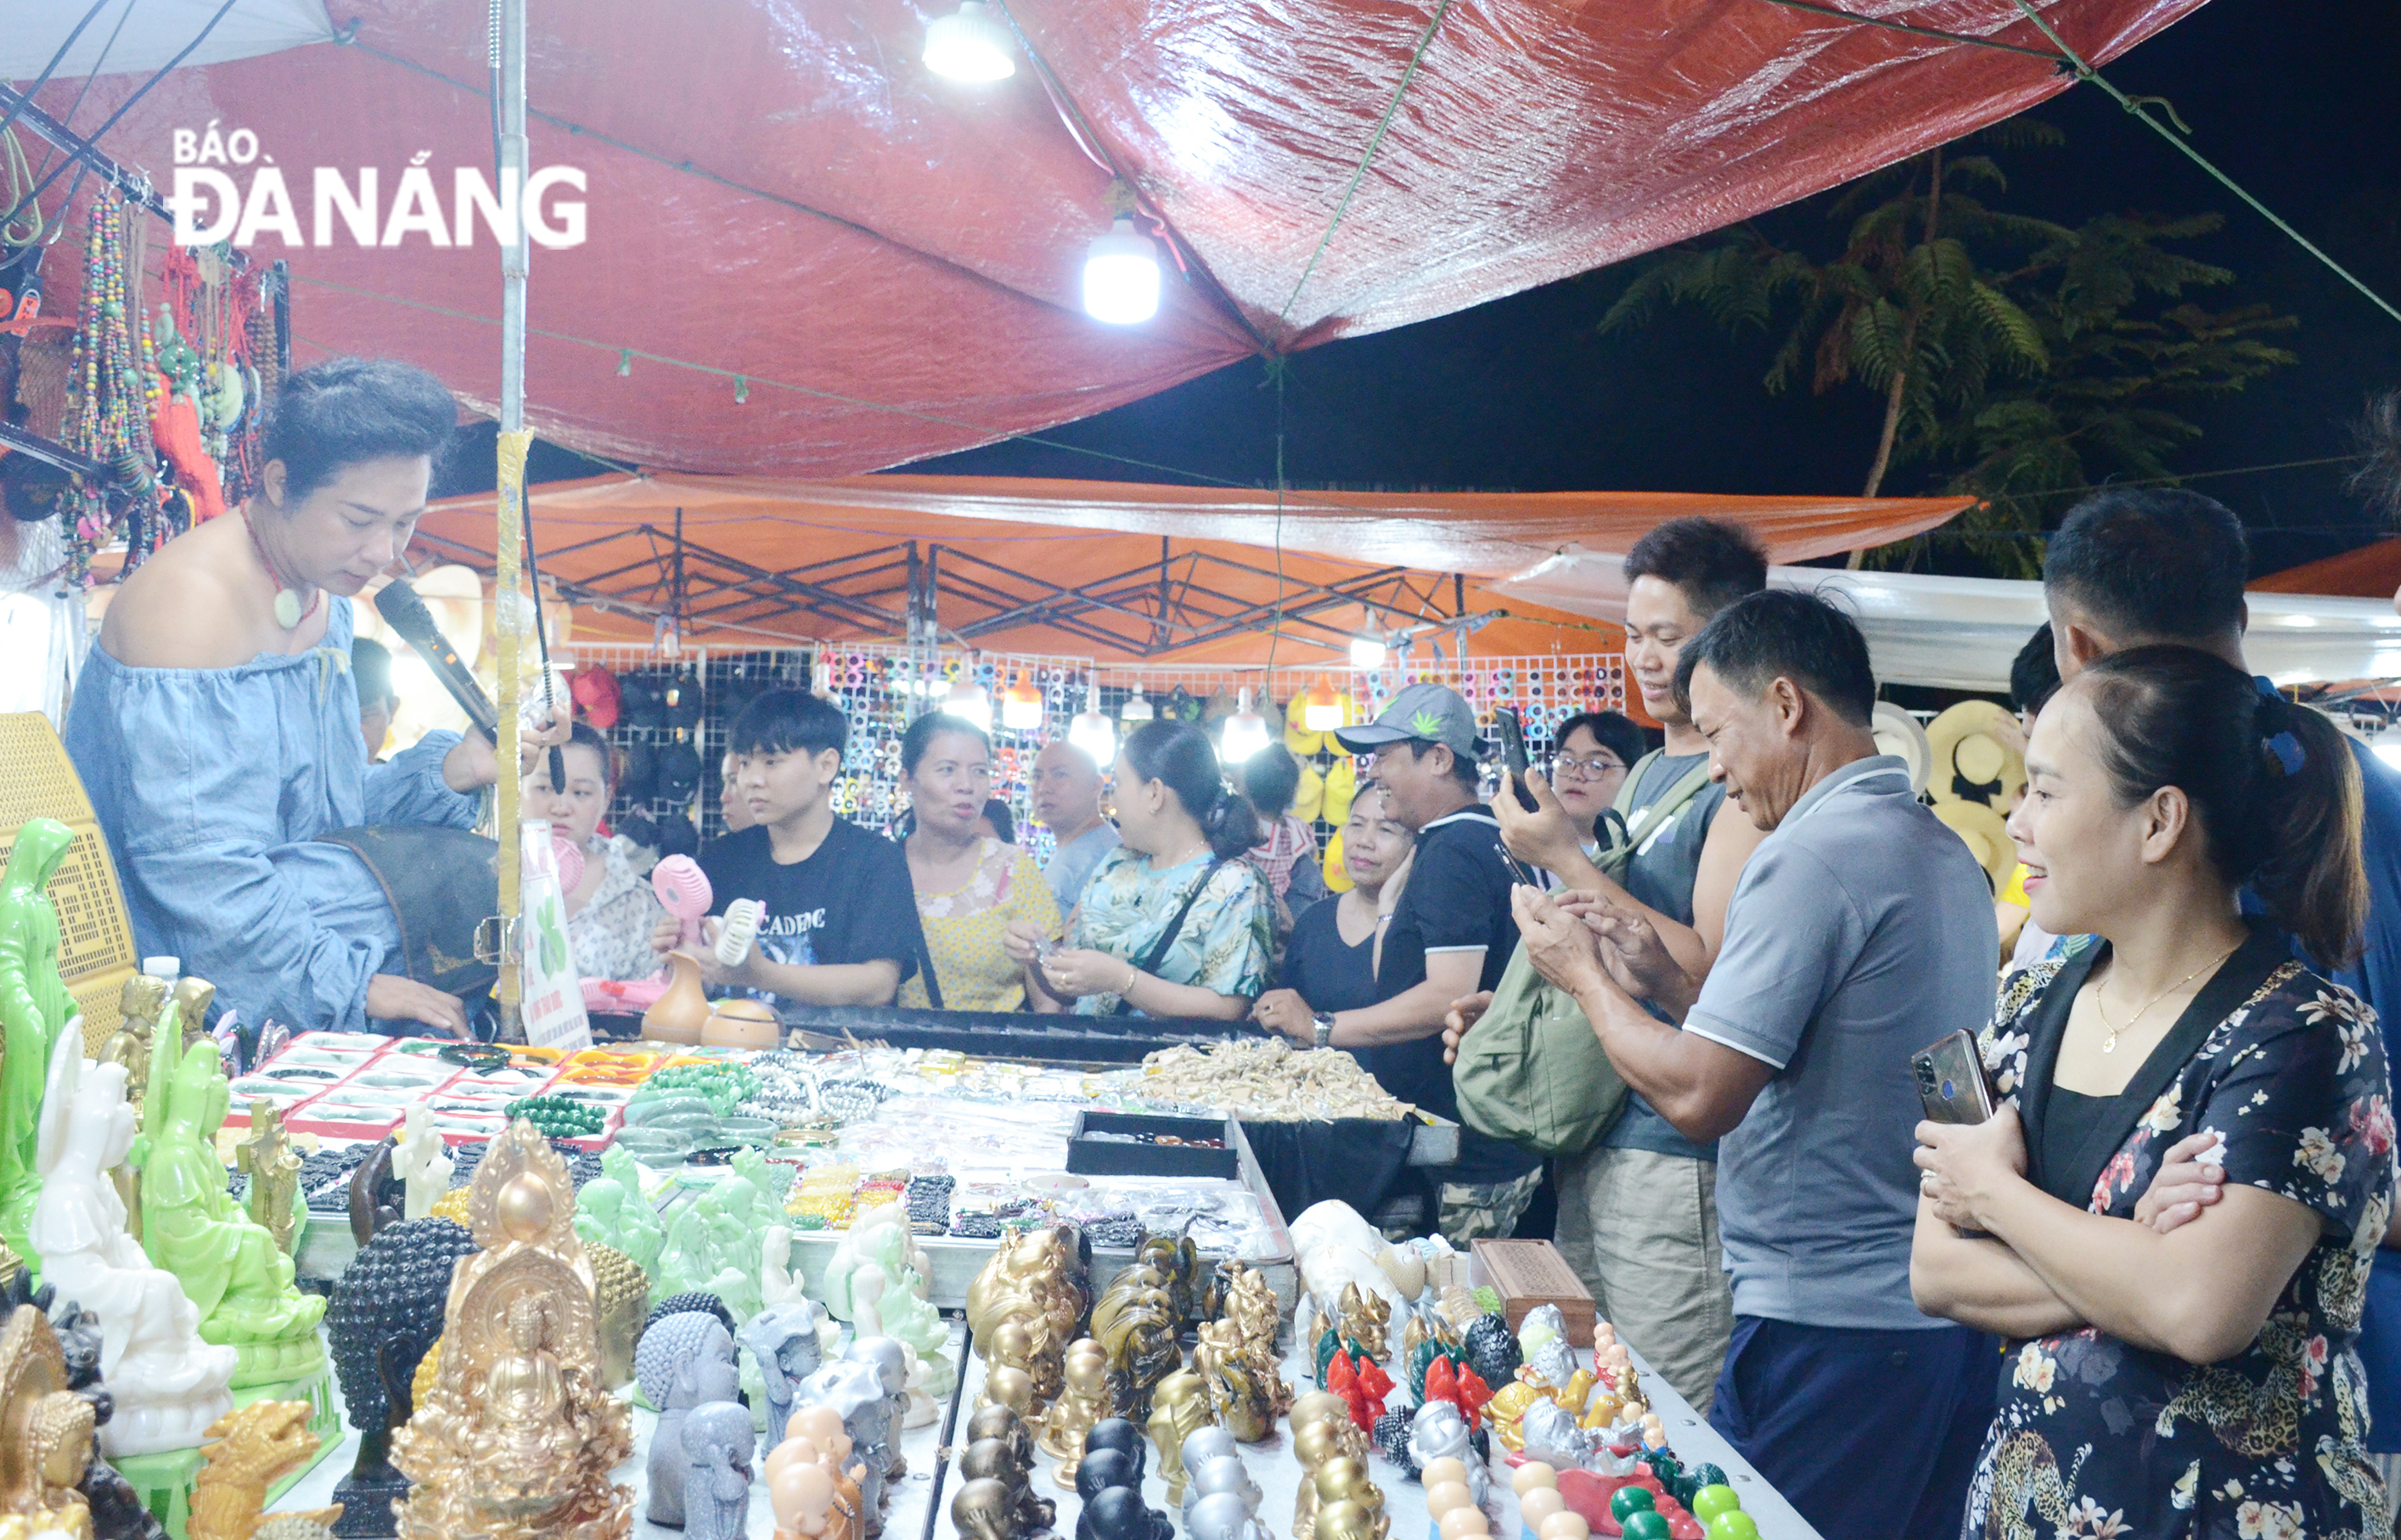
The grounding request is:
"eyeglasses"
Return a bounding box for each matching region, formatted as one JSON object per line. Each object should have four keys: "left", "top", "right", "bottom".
{"left": 1552, "top": 754, "right": 1626, "bottom": 782}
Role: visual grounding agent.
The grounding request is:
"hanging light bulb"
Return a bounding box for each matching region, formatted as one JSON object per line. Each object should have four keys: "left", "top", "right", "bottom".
{"left": 922, "top": 1, "right": 1015, "bottom": 81}
{"left": 1220, "top": 687, "right": 1270, "bottom": 764}
{"left": 1070, "top": 688, "right": 1116, "bottom": 764}
{"left": 1001, "top": 671, "right": 1044, "bottom": 731}
{"left": 1303, "top": 675, "right": 1346, "bottom": 733}
{"left": 943, "top": 671, "right": 992, "bottom": 732}
{"left": 1120, "top": 687, "right": 1155, "bottom": 723}
{"left": 1082, "top": 216, "right": 1161, "bottom": 325}
{"left": 1350, "top": 626, "right": 1387, "bottom": 672}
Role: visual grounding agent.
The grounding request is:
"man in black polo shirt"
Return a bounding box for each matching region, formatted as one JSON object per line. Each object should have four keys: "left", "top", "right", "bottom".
{"left": 1321, "top": 682, "right": 1543, "bottom": 1239}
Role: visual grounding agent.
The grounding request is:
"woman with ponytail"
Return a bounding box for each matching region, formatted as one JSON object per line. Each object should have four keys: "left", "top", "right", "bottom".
{"left": 1912, "top": 646, "right": 2392, "bottom": 1540}
{"left": 1005, "top": 719, "right": 1272, "bottom": 1018}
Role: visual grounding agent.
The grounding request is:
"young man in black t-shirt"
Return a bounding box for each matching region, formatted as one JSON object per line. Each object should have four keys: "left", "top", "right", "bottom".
{"left": 648, "top": 689, "right": 922, "bottom": 1009}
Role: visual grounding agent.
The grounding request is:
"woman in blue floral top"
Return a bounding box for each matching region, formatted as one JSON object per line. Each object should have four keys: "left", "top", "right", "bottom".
{"left": 1914, "top": 648, "right": 2393, "bottom": 1540}
{"left": 1006, "top": 718, "right": 1273, "bottom": 1018}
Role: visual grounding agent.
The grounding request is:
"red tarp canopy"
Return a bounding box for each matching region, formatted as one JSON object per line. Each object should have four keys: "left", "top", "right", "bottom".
{"left": 2251, "top": 542, "right": 2401, "bottom": 599}
{"left": 413, "top": 471, "right": 1975, "bottom": 660}
{"left": 27, "top": 0, "right": 2204, "bottom": 475}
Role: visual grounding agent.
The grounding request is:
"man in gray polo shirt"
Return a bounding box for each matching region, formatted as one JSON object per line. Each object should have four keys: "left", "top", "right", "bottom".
{"left": 1507, "top": 589, "right": 1997, "bottom": 1540}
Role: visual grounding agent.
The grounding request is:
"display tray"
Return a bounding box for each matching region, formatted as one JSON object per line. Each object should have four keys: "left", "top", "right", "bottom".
{"left": 775, "top": 1003, "right": 1261, "bottom": 1062}
{"left": 774, "top": 1116, "right": 1298, "bottom": 1312}
{"left": 1065, "top": 1111, "right": 1241, "bottom": 1180}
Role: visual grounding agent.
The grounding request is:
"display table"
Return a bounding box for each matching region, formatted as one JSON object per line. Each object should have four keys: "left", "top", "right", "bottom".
{"left": 261, "top": 1314, "right": 1819, "bottom": 1540}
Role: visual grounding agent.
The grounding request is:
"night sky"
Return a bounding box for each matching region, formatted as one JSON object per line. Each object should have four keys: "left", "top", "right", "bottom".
{"left": 900, "top": 0, "right": 2401, "bottom": 582}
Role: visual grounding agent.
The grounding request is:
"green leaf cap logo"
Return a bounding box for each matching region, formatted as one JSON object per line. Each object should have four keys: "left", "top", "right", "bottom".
{"left": 1409, "top": 709, "right": 1444, "bottom": 737}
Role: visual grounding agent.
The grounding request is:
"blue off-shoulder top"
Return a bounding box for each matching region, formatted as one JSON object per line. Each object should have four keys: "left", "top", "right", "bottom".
{"left": 63, "top": 596, "right": 477, "bottom": 1032}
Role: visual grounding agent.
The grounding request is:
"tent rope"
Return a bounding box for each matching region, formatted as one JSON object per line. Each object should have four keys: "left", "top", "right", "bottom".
{"left": 1276, "top": 0, "right": 1454, "bottom": 329}
{"left": 2003, "top": 0, "right": 2399, "bottom": 329}
{"left": 1752, "top": 0, "right": 2061, "bottom": 60}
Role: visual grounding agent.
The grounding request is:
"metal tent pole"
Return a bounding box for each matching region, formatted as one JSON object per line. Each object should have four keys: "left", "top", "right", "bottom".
{"left": 492, "top": 0, "right": 531, "bottom": 1037}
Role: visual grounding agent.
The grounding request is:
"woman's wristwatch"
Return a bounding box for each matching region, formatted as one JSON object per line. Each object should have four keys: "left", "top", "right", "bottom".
{"left": 1312, "top": 1011, "right": 1337, "bottom": 1049}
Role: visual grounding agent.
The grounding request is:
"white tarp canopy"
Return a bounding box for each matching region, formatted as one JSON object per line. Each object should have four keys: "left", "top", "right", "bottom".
{"left": 3, "top": 0, "right": 332, "bottom": 78}
{"left": 1493, "top": 548, "right": 2401, "bottom": 694}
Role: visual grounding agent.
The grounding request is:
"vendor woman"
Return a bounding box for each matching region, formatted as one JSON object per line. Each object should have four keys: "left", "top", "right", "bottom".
{"left": 63, "top": 357, "right": 565, "bottom": 1038}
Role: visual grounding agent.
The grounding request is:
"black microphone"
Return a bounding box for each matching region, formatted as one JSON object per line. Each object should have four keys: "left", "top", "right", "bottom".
{"left": 374, "top": 579, "right": 500, "bottom": 745}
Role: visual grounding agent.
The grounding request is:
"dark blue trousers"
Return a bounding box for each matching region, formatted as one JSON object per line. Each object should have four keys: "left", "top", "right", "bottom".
{"left": 1708, "top": 1315, "right": 2000, "bottom": 1540}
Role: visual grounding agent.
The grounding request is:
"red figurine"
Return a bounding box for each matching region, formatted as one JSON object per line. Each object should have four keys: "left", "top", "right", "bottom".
{"left": 1326, "top": 1349, "right": 1392, "bottom": 1430}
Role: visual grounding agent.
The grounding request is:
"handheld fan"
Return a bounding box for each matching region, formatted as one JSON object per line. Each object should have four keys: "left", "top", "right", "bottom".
{"left": 651, "top": 854, "right": 712, "bottom": 949}
{"left": 716, "top": 898, "right": 764, "bottom": 967}
{"left": 551, "top": 834, "right": 587, "bottom": 896}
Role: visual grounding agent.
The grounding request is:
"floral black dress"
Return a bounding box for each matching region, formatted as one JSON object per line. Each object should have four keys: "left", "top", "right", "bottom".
{"left": 1969, "top": 925, "right": 2394, "bottom": 1540}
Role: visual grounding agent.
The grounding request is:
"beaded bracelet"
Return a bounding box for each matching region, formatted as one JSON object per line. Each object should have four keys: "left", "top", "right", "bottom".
{"left": 503, "top": 1095, "right": 607, "bottom": 1137}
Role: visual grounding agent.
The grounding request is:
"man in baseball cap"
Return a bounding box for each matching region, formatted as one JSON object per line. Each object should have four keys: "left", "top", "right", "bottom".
{"left": 1254, "top": 680, "right": 1544, "bottom": 1242}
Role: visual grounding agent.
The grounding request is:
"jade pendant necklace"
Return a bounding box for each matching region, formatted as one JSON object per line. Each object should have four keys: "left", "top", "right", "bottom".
{"left": 243, "top": 510, "right": 321, "bottom": 630}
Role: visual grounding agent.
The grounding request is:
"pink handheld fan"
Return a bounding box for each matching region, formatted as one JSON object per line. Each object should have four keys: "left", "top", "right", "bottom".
{"left": 552, "top": 834, "right": 587, "bottom": 895}
{"left": 651, "top": 854, "right": 712, "bottom": 949}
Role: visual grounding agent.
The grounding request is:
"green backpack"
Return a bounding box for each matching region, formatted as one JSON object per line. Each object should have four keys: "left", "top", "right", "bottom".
{"left": 1450, "top": 939, "right": 1627, "bottom": 1156}
{"left": 1449, "top": 750, "right": 1714, "bottom": 1156}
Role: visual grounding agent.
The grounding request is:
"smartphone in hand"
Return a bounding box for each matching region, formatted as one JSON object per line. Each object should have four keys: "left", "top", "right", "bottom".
{"left": 1495, "top": 707, "right": 1540, "bottom": 812}
{"left": 1913, "top": 1030, "right": 1996, "bottom": 1125}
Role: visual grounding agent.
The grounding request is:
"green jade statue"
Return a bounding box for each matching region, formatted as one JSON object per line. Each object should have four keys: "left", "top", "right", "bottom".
{"left": 0, "top": 818, "right": 82, "bottom": 1263}
{"left": 140, "top": 996, "right": 326, "bottom": 1388}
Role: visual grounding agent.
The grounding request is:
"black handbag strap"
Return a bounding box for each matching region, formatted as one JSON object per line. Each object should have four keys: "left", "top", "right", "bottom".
{"left": 1104, "top": 856, "right": 1229, "bottom": 1014}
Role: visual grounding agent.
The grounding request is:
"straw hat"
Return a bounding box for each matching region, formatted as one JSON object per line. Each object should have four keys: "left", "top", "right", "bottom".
{"left": 1926, "top": 700, "right": 2025, "bottom": 812}
{"left": 1933, "top": 800, "right": 2016, "bottom": 895}
{"left": 1871, "top": 702, "right": 1932, "bottom": 798}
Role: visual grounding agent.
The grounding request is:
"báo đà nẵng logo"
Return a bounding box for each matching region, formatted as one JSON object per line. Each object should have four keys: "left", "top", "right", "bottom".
{"left": 166, "top": 121, "right": 587, "bottom": 249}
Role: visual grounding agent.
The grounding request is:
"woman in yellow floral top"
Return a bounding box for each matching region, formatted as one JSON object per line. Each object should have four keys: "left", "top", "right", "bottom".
{"left": 1912, "top": 649, "right": 2391, "bottom": 1540}
{"left": 895, "top": 712, "right": 1060, "bottom": 1011}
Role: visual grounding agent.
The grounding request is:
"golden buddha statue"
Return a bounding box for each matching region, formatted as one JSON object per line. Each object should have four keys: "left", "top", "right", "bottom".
{"left": 1037, "top": 1340, "right": 1111, "bottom": 1487}
{"left": 1144, "top": 1368, "right": 1215, "bottom": 1503}
{"left": 0, "top": 1304, "right": 96, "bottom": 1540}
{"left": 390, "top": 1121, "right": 633, "bottom": 1540}
{"left": 1290, "top": 1392, "right": 1369, "bottom": 1540}
{"left": 586, "top": 1242, "right": 649, "bottom": 1391}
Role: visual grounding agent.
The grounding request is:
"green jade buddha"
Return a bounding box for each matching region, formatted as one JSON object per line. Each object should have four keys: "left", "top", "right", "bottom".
{"left": 140, "top": 998, "right": 326, "bottom": 1388}
{"left": 0, "top": 818, "right": 81, "bottom": 1263}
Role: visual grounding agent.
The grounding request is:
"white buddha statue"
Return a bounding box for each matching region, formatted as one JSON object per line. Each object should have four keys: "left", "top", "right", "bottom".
{"left": 29, "top": 1030, "right": 238, "bottom": 1456}
{"left": 395, "top": 1103, "right": 453, "bottom": 1222}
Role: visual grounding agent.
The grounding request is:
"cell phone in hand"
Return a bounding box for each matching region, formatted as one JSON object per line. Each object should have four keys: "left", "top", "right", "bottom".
{"left": 1495, "top": 707, "right": 1540, "bottom": 812}
{"left": 1912, "top": 1030, "right": 1996, "bottom": 1125}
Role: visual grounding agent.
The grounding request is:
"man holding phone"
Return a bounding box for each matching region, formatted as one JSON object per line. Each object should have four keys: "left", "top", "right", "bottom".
{"left": 1495, "top": 592, "right": 1997, "bottom": 1540}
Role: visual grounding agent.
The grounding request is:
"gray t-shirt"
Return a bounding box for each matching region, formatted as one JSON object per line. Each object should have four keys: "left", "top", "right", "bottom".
{"left": 1601, "top": 750, "right": 1727, "bottom": 1163}
{"left": 1044, "top": 822, "right": 1122, "bottom": 913}
{"left": 1684, "top": 755, "right": 1996, "bottom": 1331}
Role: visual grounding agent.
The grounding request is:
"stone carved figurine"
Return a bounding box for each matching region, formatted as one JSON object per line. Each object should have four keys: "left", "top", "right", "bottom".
{"left": 323, "top": 1217, "right": 478, "bottom": 1537}
{"left": 234, "top": 1102, "right": 306, "bottom": 1257}
{"left": 739, "top": 1302, "right": 829, "bottom": 1462}
{"left": 637, "top": 1312, "right": 739, "bottom": 1528}
{"left": 0, "top": 818, "right": 81, "bottom": 1266}
{"left": 391, "top": 1106, "right": 453, "bottom": 1226}
{"left": 191, "top": 1401, "right": 341, "bottom": 1540}
{"left": 679, "top": 1402, "right": 755, "bottom": 1540}
{"left": 387, "top": 1122, "right": 633, "bottom": 1540}
{"left": 29, "top": 1031, "right": 239, "bottom": 1458}
{"left": 1144, "top": 1368, "right": 1215, "bottom": 1504}
{"left": 138, "top": 998, "right": 324, "bottom": 1389}
{"left": 0, "top": 1301, "right": 97, "bottom": 1540}
{"left": 96, "top": 974, "right": 170, "bottom": 1245}
{"left": 761, "top": 1226, "right": 807, "bottom": 1309}
{"left": 796, "top": 1358, "right": 892, "bottom": 1534}
{"left": 571, "top": 1173, "right": 661, "bottom": 1279}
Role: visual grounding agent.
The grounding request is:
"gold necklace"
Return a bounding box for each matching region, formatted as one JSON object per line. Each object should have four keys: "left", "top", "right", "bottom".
{"left": 2093, "top": 937, "right": 2243, "bottom": 1053}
